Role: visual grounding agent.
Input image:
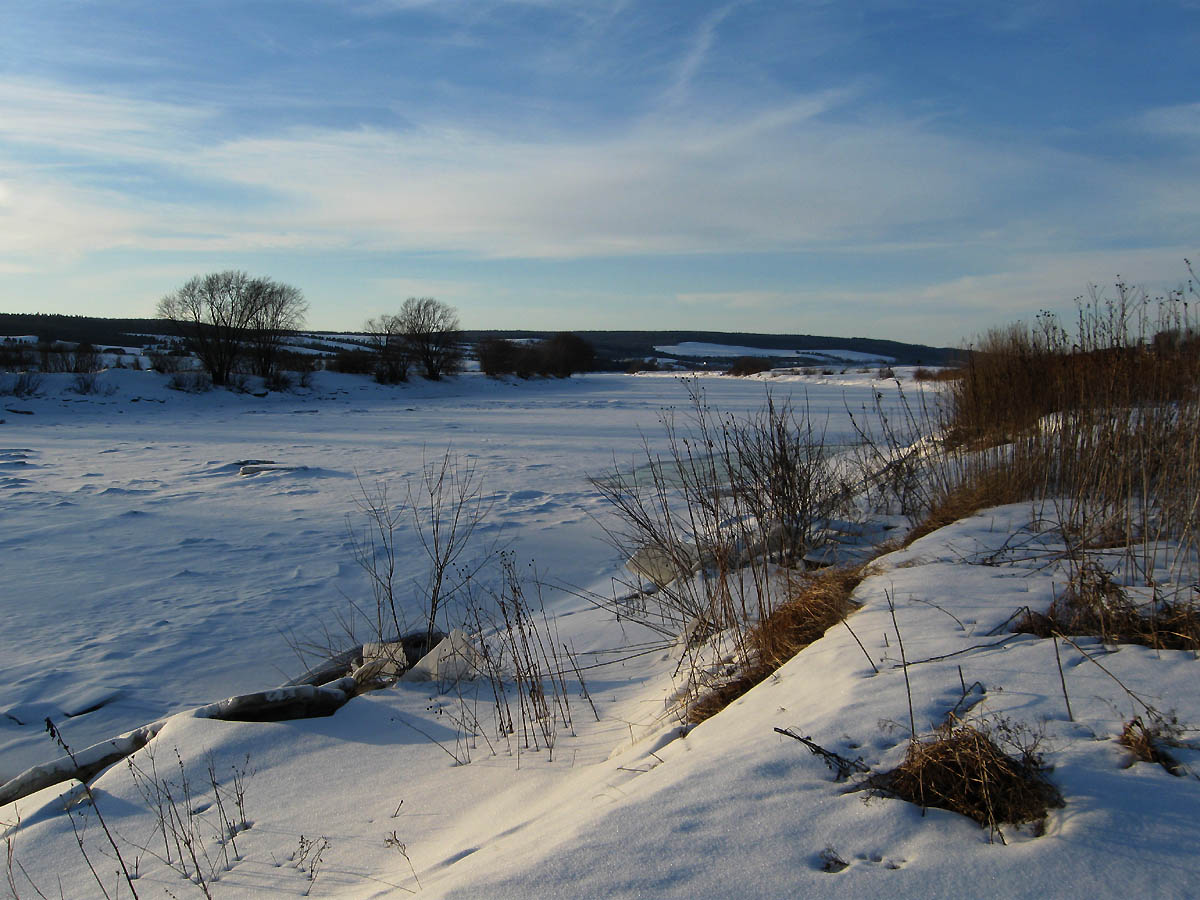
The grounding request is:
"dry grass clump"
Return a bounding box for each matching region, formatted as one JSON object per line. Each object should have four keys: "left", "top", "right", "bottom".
{"left": 1118, "top": 715, "right": 1187, "bottom": 777}
{"left": 1016, "top": 560, "right": 1200, "bottom": 651}
{"left": 871, "top": 720, "right": 1062, "bottom": 838}
{"left": 686, "top": 564, "right": 867, "bottom": 724}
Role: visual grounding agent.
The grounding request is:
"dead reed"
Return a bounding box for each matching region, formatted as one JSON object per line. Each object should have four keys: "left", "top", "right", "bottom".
{"left": 1015, "top": 560, "right": 1200, "bottom": 651}
{"left": 1118, "top": 715, "right": 1187, "bottom": 777}
{"left": 879, "top": 273, "right": 1200, "bottom": 592}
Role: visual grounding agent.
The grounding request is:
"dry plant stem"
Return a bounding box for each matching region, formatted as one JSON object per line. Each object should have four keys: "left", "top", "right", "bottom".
{"left": 886, "top": 592, "right": 917, "bottom": 740}
{"left": 44, "top": 719, "right": 139, "bottom": 900}
{"left": 773, "top": 727, "right": 869, "bottom": 781}
{"left": 384, "top": 831, "right": 420, "bottom": 891}
{"left": 349, "top": 476, "right": 407, "bottom": 646}
{"left": 4, "top": 810, "right": 51, "bottom": 900}
{"left": 1054, "top": 631, "right": 1156, "bottom": 717}
{"left": 565, "top": 642, "right": 601, "bottom": 721}
{"left": 839, "top": 614, "right": 878, "bottom": 674}
{"left": 61, "top": 797, "right": 111, "bottom": 900}
{"left": 1053, "top": 639, "right": 1074, "bottom": 722}
{"left": 589, "top": 381, "right": 851, "bottom": 696}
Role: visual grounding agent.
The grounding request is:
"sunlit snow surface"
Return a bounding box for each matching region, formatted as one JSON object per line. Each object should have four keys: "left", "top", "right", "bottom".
{"left": 4, "top": 367, "right": 1197, "bottom": 899}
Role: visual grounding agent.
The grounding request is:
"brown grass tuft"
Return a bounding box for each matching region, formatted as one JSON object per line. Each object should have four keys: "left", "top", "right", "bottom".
{"left": 686, "top": 564, "right": 868, "bottom": 724}
{"left": 1016, "top": 560, "right": 1200, "bottom": 651}
{"left": 870, "top": 720, "right": 1062, "bottom": 838}
{"left": 1118, "top": 715, "right": 1187, "bottom": 777}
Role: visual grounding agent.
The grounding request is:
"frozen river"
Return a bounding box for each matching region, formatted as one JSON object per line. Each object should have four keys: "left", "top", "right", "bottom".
{"left": 0, "top": 368, "right": 894, "bottom": 779}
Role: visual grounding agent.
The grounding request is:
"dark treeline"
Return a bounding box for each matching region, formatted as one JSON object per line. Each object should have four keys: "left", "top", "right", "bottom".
{"left": 464, "top": 329, "right": 957, "bottom": 366}
{"left": 0, "top": 313, "right": 958, "bottom": 368}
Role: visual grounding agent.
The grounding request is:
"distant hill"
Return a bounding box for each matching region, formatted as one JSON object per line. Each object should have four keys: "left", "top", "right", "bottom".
{"left": 0, "top": 313, "right": 167, "bottom": 348}
{"left": 0, "top": 313, "right": 959, "bottom": 367}
{"left": 464, "top": 330, "right": 958, "bottom": 366}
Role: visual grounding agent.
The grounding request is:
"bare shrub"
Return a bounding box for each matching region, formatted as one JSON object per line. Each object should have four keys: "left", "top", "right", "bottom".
{"left": 2, "top": 372, "right": 42, "bottom": 397}
{"left": 477, "top": 337, "right": 520, "bottom": 377}
{"left": 36, "top": 342, "right": 71, "bottom": 373}
{"left": 363, "top": 315, "right": 411, "bottom": 384}
{"left": 590, "top": 385, "right": 862, "bottom": 717}
{"left": 167, "top": 372, "right": 213, "bottom": 393}
{"left": 265, "top": 370, "right": 294, "bottom": 392}
{"left": 540, "top": 333, "right": 595, "bottom": 377}
{"left": 147, "top": 351, "right": 186, "bottom": 373}
{"left": 348, "top": 450, "right": 495, "bottom": 655}
{"left": 70, "top": 342, "right": 102, "bottom": 374}
{"left": 912, "top": 366, "right": 961, "bottom": 382}
{"left": 727, "top": 356, "right": 771, "bottom": 376}
{"left": 328, "top": 347, "right": 375, "bottom": 375}
{"left": 0, "top": 341, "right": 33, "bottom": 372}
{"left": 70, "top": 372, "right": 113, "bottom": 395}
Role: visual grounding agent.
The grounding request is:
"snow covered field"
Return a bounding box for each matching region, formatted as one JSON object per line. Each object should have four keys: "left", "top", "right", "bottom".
{"left": 3, "top": 368, "right": 1198, "bottom": 898}
{"left": 0, "top": 369, "right": 884, "bottom": 783}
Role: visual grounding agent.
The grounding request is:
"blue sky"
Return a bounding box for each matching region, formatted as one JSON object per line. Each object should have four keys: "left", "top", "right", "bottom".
{"left": 1, "top": 1, "right": 1197, "bottom": 345}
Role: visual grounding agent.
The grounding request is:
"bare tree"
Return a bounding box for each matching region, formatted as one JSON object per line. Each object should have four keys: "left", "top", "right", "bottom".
{"left": 157, "top": 271, "right": 305, "bottom": 385}
{"left": 246, "top": 280, "right": 307, "bottom": 378}
{"left": 363, "top": 314, "right": 411, "bottom": 383}
{"left": 398, "top": 297, "right": 462, "bottom": 380}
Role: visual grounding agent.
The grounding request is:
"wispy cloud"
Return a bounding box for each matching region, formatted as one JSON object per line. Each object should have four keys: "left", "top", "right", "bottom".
{"left": 661, "top": 2, "right": 740, "bottom": 107}
{"left": 1140, "top": 102, "right": 1200, "bottom": 139}
{"left": 0, "top": 78, "right": 212, "bottom": 161}
{"left": 0, "top": 71, "right": 1187, "bottom": 273}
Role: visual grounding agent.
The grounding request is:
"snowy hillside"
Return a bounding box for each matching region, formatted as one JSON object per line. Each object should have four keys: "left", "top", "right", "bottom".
{"left": 654, "top": 342, "right": 896, "bottom": 364}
